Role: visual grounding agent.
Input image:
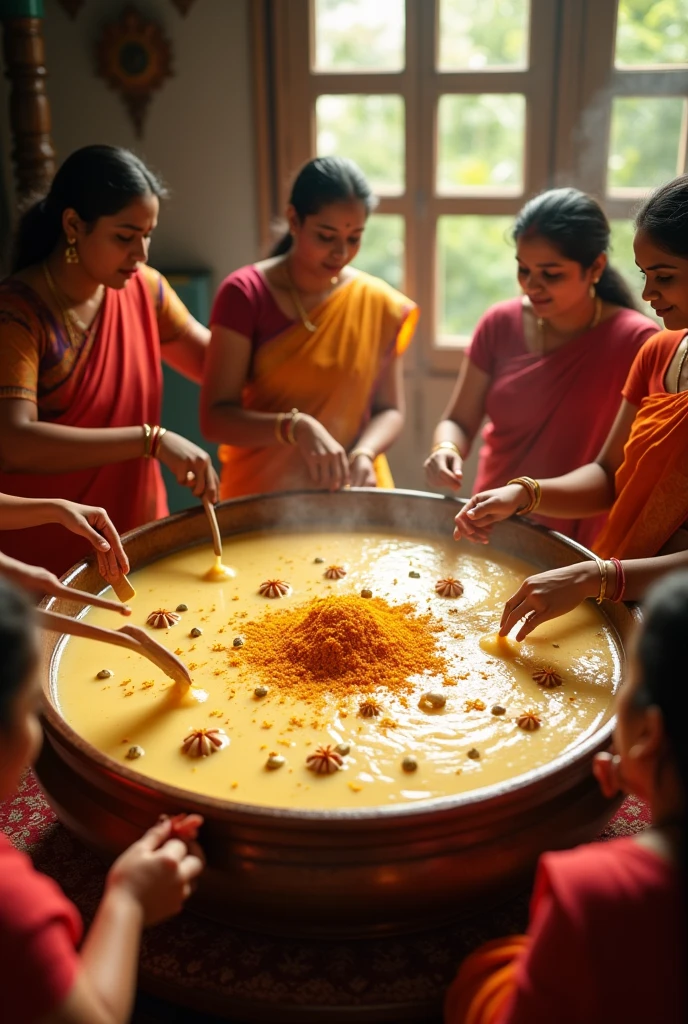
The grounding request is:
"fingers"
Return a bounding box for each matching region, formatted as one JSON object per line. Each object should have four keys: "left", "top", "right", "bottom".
{"left": 178, "top": 852, "right": 205, "bottom": 884}
{"left": 138, "top": 817, "right": 174, "bottom": 850}
{"left": 205, "top": 466, "right": 220, "bottom": 504}
{"left": 95, "top": 512, "right": 129, "bottom": 575}
{"left": 592, "top": 752, "right": 623, "bottom": 799}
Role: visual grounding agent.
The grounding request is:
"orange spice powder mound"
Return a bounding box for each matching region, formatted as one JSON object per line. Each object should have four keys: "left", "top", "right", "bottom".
{"left": 238, "top": 595, "right": 448, "bottom": 704}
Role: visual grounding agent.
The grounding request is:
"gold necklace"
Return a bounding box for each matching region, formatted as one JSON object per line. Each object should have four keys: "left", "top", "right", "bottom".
{"left": 536, "top": 295, "right": 602, "bottom": 354}
{"left": 283, "top": 262, "right": 338, "bottom": 334}
{"left": 42, "top": 263, "right": 103, "bottom": 344}
{"left": 675, "top": 337, "right": 688, "bottom": 392}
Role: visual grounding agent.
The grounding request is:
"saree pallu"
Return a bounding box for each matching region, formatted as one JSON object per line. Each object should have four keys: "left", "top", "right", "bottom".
{"left": 594, "top": 390, "right": 688, "bottom": 559}
{"left": 0, "top": 274, "right": 167, "bottom": 576}
{"left": 219, "top": 272, "right": 418, "bottom": 499}
{"left": 444, "top": 936, "right": 528, "bottom": 1024}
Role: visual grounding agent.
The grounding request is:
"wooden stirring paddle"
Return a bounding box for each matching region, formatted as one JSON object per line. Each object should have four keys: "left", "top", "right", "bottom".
{"left": 202, "top": 496, "right": 236, "bottom": 580}
{"left": 37, "top": 610, "right": 192, "bottom": 687}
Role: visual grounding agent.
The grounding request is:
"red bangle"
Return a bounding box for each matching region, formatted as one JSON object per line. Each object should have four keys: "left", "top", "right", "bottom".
{"left": 610, "top": 557, "right": 626, "bottom": 602}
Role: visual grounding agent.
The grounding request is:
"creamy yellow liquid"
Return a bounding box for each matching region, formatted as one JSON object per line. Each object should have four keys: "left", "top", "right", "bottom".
{"left": 54, "top": 530, "right": 619, "bottom": 810}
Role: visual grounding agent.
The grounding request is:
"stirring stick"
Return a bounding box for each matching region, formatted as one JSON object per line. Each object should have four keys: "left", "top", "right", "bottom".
{"left": 110, "top": 574, "right": 136, "bottom": 603}
{"left": 203, "top": 495, "right": 223, "bottom": 558}
{"left": 36, "top": 609, "right": 192, "bottom": 687}
{"left": 202, "top": 497, "right": 236, "bottom": 579}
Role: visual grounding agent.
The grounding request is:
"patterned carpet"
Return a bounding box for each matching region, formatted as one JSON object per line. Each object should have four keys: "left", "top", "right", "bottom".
{"left": 1, "top": 770, "right": 650, "bottom": 1024}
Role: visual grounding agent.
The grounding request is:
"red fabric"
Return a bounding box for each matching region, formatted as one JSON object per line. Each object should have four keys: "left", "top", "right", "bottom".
{"left": 469, "top": 299, "right": 656, "bottom": 547}
{"left": 494, "top": 839, "right": 686, "bottom": 1024}
{"left": 0, "top": 271, "right": 168, "bottom": 576}
{"left": 0, "top": 833, "right": 82, "bottom": 1021}
{"left": 210, "top": 265, "right": 293, "bottom": 359}
{"left": 622, "top": 328, "right": 686, "bottom": 405}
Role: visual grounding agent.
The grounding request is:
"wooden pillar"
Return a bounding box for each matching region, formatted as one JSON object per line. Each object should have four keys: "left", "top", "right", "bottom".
{"left": 0, "top": 0, "right": 56, "bottom": 200}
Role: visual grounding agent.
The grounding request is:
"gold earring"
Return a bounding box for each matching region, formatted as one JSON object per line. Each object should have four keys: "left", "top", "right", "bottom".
{"left": 589, "top": 280, "right": 599, "bottom": 298}
{"left": 65, "top": 237, "right": 79, "bottom": 264}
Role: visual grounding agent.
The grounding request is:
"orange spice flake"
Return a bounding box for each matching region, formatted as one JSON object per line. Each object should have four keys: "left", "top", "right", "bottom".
{"left": 464, "top": 698, "right": 486, "bottom": 712}
{"left": 239, "top": 595, "right": 448, "bottom": 707}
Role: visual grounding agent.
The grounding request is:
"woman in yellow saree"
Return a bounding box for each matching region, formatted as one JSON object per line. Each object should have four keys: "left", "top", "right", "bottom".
{"left": 200, "top": 157, "right": 418, "bottom": 497}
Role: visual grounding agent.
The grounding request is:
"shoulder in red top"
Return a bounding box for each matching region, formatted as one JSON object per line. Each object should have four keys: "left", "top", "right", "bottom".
{"left": 498, "top": 837, "right": 686, "bottom": 1024}
{"left": 0, "top": 834, "right": 82, "bottom": 1021}
{"left": 210, "top": 265, "right": 293, "bottom": 354}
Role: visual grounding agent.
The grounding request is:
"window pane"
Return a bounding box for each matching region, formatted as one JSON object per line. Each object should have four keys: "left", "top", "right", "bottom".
{"left": 607, "top": 97, "right": 685, "bottom": 193}
{"left": 609, "top": 219, "right": 660, "bottom": 323}
{"left": 438, "top": 0, "right": 529, "bottom": 70}
{"left": 313, "top": 0, "right": 405, "bottom": 72}
{"left": 316, "top": 94, "right": 405, "bottom": 195}
{"left": 615, "top": 0, "right": 688, "bottom": 67}
{"left": 353, "top": 214, "right": 405, "bottom": 290}
{"left": 437, "top": 216, "right": 516, "bottom": 340}
{"left": 437, "top": 94, "right": 525, "bottom": 194}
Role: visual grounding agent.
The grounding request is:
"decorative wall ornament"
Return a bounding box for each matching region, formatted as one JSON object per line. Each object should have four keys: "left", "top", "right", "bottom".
{"left": 95, "top": 6, "right": 173, "bottom": 138}
{"left": 170, "top": 0, "right": 199, "bottom": 14}
{"left": 56, "top": 0, "right": 85, "bottom": 16}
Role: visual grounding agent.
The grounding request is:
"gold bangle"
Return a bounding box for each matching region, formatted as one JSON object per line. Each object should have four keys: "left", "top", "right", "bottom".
{"left": 142, "top": 422, "right": 152, "bottom": 458}
{"left": 507, "top": 476, "right": 537, "bottom": 515}
{"left": 151, "top": 426, "right": 166, "bottom": 459}
{"left": 431, "top": 441, "right": 460, "bottom": 456}
{"left": 274, "top": 412, "right": 286, "bottom": 444}
{"left": 286, "top": 408, "right": 301, "bottom": 445}
{"left": 593, "top": 554, "right": 608, "bottom": 604}
{"left": 349, "top": 446, "right": 376, "bottom": 463}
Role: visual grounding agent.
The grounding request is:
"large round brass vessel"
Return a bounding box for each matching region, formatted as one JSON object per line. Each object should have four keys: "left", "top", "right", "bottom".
{"left": 38, "top": 490, "right": 634, "bottom": 936}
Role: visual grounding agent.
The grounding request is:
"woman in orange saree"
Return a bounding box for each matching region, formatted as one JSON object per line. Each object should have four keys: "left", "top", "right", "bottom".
{"left": 0, "top": 146, "right": 218, "bottom": 576}
{"left": 451, "top": 173, "right": 688, "bottom": 641}
{"left": 201, "top": 157, "right": 418, "bottom": 497}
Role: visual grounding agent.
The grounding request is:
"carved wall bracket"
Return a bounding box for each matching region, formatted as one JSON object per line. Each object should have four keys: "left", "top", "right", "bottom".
{"left": 95, "top": 5, "right": 173, "bottom": 137}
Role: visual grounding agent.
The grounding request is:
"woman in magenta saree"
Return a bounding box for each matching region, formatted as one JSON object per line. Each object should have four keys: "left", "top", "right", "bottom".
{"left": 426, "top": 189, "right": 656, "bottom": 548}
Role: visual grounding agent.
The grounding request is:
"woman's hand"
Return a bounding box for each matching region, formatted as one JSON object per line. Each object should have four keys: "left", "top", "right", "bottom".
{"left": 592, "top": 751, "right": 624, "bottom": 799}
{"left": 157, "top": 431, "right": 219, "bottom": 502}
{"left": 50, "top": 499, "right": 129, "bottom": 578}
{"left": 106, "top": 816, "right": 205, "bottom": 927}
{"left": 453, "top": 483, "right": 527, "bottom": 544}
{"left": 424, "top": 449, "right": 463, "bottom": 491}
{"left": 293, "top": 415, "right": 350, "bottom": 491}
{"left": 499, "top": 561, "right": 600, "bottom": 641}
{"left": 349, "top": 452, "right": 377, "bottom": 488}
{"left": 0, "top": 550, "right": 131, "bottom": 615}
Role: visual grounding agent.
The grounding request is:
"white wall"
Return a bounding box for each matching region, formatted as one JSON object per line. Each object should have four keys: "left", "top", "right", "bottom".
{"left": 0, "top": 0, "right": 258, "bottom": 288}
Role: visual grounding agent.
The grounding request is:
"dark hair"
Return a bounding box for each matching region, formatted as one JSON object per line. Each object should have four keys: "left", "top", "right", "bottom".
{"left": 0, "top": 577, "right": 36, "bottom": 731}
{"left": 635, "top": 174, "right": 688, "bottom": 259}
{"left": 635, "top": 571, "right": 688, "bottom": 911}
{"left": 270, "top": 156, "right": 377, "bottom": 257}
{"left": 11, "top": 145, "right": 167, "bottom": 273}
{"left": 513, "top": 187, "right": 637, "bottom": 310}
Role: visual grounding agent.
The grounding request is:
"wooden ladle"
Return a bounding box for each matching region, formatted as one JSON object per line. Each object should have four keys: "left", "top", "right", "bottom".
{"left": 202, "top": 496, "right": 236, "bottom": 580}
{"left": 37, "top": 609, "right": 192, "bottom": 687}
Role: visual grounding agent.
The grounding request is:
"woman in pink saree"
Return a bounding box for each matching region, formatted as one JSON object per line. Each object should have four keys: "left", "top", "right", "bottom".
{"left": 425, "top": 189, "right": 657, "bottom": 548}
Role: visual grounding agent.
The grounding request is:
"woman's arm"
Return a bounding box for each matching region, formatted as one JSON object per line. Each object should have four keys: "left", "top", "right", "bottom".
{"left": 425, "top": 357, "right": 491, "bottom": 489}
{"left": 454, "top": 399, "right": 638, "bottom": 543}
{"left": 0, "top": 400, "right": 218, "bottom": 501}
{"left": 0, "top": 399, "right": 145, "bottom": 474}
{"left": 349, "top": 357, "right": 405, "bottom": 486}
{"left": 39, "top": 818, "right": 204, "bottom": 1024}
{"left": 200, "top": 325, "right": 280, "bottom": 446}
{"left": 160, "top": 318, "right": 210, "bottom": 385}
{"left": 200, "top": 324, "right": 349, "bottom": 489}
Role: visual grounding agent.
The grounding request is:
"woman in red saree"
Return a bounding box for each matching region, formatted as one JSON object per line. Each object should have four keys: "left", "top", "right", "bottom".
{"left": 453, "top": 174, "right": 688, "bottom": 640}
{"left": 426, "top": 189, "right": 656, "bottom": 548}
{"left": 0, "top": 146, "right": 218, "bottom": 576}
{"left": 444, "top": 572, "right": 687, "bottom": 1024}
{"left": 200, "top": 157, "right": 418, "bottom": 497}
